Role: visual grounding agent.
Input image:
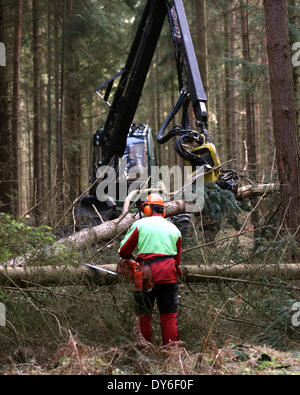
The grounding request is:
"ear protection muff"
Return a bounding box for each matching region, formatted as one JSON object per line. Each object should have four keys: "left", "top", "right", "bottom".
{"left": 141, "top": 202, "right": 166, "bottom": 217}
{"left": 141, "top": 202, "right": 153, "bottom": 217}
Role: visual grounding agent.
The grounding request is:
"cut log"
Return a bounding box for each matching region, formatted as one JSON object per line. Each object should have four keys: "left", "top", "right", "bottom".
{"left": 236, "top": 183, "right": 279, "bottom": 200}
{"left": 0, "top": 264, "right": 117, "bottom": 287}
{"left": 3, "top": 183, "right": 278, "bottom": 267}
{"left": 56, "top": 183, "right": 278, "bottom": 251}
{"left": 1, "top": 263, "right": 300, "bottom": 288}
{"left": 56, "top": 199, "right": 186, "bottom": 251}
{"left": 4, "top": 200, "right": 187, "bottom": 266}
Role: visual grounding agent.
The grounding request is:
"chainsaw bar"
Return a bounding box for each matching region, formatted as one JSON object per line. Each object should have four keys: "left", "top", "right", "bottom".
{"left": 84, "top": 263, "right": 117, "bottom": 276}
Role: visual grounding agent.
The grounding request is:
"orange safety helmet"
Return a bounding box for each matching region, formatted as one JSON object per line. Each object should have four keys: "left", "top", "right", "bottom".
{"left": 141, "top": 193, "right": 165, "bottom": 217}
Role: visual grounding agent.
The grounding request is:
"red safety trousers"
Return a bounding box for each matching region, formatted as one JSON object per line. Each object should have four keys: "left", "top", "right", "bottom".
{"left": 139, "top": 313, "right": 178, "bottom": 344}
{"left": 135, "top": 283, "right": 179, "bottom": 345}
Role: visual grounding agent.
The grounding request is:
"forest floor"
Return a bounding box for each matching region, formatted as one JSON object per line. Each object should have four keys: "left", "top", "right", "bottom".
{"left": 1, "top": 335, "right": 300, "bottom": 375}
{"left": 1, "top": 205, "right": 300, "bottom": 376}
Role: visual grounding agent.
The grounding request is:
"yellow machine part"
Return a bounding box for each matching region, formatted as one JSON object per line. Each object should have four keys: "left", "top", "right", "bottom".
{"left": 186, "top": 140, "right": 222, "bottom": 183}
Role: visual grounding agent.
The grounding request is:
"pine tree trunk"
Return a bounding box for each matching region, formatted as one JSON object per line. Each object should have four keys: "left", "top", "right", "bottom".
{"left": 11, "top": 0, "right": 22, "bottom": 217}
{"left": 76, "top": 74, "right": 82, "bottom": 194}
{"left": 65, "top": 0, "right": 80, "bottom": 204}
{"left": 230, "top": 3, "right": 239, "bottom": 168}
{"left": 215, "top": 72, "right": 223, "bottom": 159}
{"left": 265, "top": 97, "right": 274, "bottom": 170}
{"left": 24, "top": 87, "right": 33, "bottom": 209}
{"left": 32, "top": 0, "right": 42, "bottom": 222}
{"left": 256, "top": 103, "right": 261, "bottom": 173}
{"left": 263, "top": 37, "right": 274, "bottom": 173}
{"left": 241, "top": 0, "right": 256, "bottom": 180}
{"left": 241, "top": 97, "right": 247, "bottom": 171}
{"left": 57, "top": 0, "right": 66, "bottom": 215}
{"left": 0, "top": 0, "right": 11, "bottom": 214}
{"left": 224, "top": 8, "right": 232, "bottom": 163}
{"left": 263, "top": 0, "right": 300, "bottom": 253}
{"left": 47, "top": 1, "right": 52, "bottom": 192}
{"left": 54, "top": 7, "right": 60, "bottom": 198}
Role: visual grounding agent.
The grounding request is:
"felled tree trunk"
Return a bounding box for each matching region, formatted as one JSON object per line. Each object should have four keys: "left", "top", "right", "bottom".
{"left": 236, "top": 183, "right": 279, "bottom": 200}
{"left": 55, "top": 184, "right": 278, "bottom": 251}
{"left": 4, "top": 183, "right": 279, "bottom": 267}
{"left": 56, "top": 200, "right": 187, "bottom": 251}
{"left": 1, "top": 263, "right": 300, "bottom": 288}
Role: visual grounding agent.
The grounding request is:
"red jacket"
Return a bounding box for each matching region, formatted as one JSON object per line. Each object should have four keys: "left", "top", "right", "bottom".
{"left": 119, "top": 214, "right": 182, "bottom": 284}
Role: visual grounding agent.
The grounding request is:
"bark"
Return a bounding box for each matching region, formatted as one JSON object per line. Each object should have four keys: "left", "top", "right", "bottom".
{"left": 215, "top": 72, "right": 223, "bottom": 159}
{"left": 47, "top": 1, "right": 52, "bottom": 191}
{"left": 1, "top": 263, "right": 300, "bottom": 288}
{"left": 230, "top": 3, "right": 239, "bottom": 168}
{"left": 224, "top": 8, "right": 232, "bottom": 163}
{"left": 65, "top": 0, "right": 80, "bottom": 203}
{"left": 241, "top": 0, "right": 260, "bottom": 246}
{"left": 240, "top": 0, "right": 256, "bottom": 180}
{"left": 263, "top": 0, "right": 300, "bottom": 250}
{"left": 264, "top": 70, "right": 274, "bottom": 172}
{"left": 54, "top": 9, "right": 60, "bottom": 176}
{"left": 11, "top": 0, "right": 22, "bottom": 216}
{"left": 57, "top": 0, "right": 67, "bottom": 214}
{"left": 76, "top": 82, "right": 82, "bottom": 193}
{"left": 32, "top": 0, "right": 42, "bottom": 220}
{"left": 0, "top": 0, "right": 11, "bottom": 213}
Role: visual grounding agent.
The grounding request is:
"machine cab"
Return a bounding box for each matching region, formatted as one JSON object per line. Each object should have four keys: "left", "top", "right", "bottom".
{"left": 78, "top": 123, "right": 155, "bottom": 224}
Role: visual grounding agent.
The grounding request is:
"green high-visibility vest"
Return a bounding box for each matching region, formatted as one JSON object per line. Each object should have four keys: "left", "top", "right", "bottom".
{"left": 119, "top": 216, "right": 181, "bottom": 255}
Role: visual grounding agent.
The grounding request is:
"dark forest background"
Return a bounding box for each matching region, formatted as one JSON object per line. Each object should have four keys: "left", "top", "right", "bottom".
{"left": 0, "top": 1, "right": 300, "bottom": 373}
{"left": 0, "top": 0, "right": 299, "bottom": 227}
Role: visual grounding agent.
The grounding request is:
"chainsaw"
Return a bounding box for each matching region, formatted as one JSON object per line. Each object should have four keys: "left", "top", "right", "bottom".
{"left": 84, "top": 260, "right": 154, "bottom": 291}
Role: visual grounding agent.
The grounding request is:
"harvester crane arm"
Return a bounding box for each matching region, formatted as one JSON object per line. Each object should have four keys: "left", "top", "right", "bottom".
{"left": 94, "top": 0, "right": 240, "bottom": 192}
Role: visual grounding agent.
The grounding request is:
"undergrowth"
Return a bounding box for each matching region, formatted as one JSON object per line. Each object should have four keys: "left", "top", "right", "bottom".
{"left": 0, "top": 193, "right": 300, "bottom": 374}
{"left": 0, "top": 213, "right": 77, "bottom": 266}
